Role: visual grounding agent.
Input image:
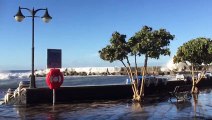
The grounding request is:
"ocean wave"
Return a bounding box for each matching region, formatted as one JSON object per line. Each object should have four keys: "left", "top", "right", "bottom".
{"left": 0, "top": 72, "right": 31, "bottom": 80}
{"left": 0, "top": 67, "right": 122, "bottom": 80}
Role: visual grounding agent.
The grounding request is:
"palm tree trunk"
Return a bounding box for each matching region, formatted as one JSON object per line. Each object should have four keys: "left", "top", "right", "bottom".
{"left": 191, "top": 64, "right": 196, "bottom": 93}
{"left": 120, "top": 60, "right": 137, "bottom": 99}
{"left": 134, "top": 54, "right": 142, "bottom": 101}
{"left": 196, "top": 66, "right": 206, "bottom": 84}
{"left": 134, "top": 54, "right": 139, "bottom": 90}
{"left": 126, "top": 57, "right": 140, "bottom": 100}
{"left": 139, "top": 54, "right": 148, "bottom": 100}
{"left": 139, "top": 67, "right": 145, "bottom": 100}
{"left": 144, "top": 54, "right": 148, "bottom": 73}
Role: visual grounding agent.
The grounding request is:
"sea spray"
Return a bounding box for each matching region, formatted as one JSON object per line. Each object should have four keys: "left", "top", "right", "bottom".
{"left": 160, "top": 58, "right": 190, "bottom": 72}
{"left": 0, "top": 71, "right": 31, "bottom": 80}
{"left": 0, "top": 67, "right": 122, "bottom": 80}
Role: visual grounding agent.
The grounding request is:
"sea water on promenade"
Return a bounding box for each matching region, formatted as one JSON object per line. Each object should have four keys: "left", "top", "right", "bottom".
{"left": 0, "top": 88, "right": 212, "bottom": 119}
{"left": 0, "top": 70, "right": 128, "bottom": 99}
{"left": 0, "top": 71, "right": 212, "bottom": 119}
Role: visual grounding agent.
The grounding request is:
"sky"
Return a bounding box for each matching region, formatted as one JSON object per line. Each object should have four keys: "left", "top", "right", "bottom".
{"left": 0, "top": 0, "right": 212, "bottom": 70}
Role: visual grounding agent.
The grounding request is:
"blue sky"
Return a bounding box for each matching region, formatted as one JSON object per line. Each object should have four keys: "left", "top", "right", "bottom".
{"left": 0, "top": 0, "right": 212, "bottom": 70}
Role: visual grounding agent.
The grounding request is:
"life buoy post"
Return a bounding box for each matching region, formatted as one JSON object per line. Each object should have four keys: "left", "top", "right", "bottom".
{"left": 46, "top": 68, "right": 64, "bottom": 105}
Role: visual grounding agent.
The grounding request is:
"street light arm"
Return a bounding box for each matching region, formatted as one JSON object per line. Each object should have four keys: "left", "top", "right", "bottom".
{"left": 19, "top": 7, "right": 32, "bottom": 13}
{"left": 19, "top": 7, "right": 47, "bottom": 17}
{"left": 25, "top": 16, "right": 40, "bottom": 18}
{"left": 34, "top": 8, "right": 47, "bottom": 14}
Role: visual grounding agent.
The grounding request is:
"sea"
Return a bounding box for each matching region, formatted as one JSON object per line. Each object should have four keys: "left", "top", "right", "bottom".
{"left": 0, "top": 70, "right": 212, "bottom": 119}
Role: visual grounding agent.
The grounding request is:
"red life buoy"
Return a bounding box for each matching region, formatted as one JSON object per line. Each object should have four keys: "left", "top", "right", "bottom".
{"left": 46, "top": 69, "right": 64, "bottom": 89}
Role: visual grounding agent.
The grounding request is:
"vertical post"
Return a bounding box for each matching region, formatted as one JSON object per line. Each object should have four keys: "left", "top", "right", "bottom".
{"left": 53, "top": 89, "right": 55, "bottom": 105}
{"left": 30, "top": 8, "right": 36, "bottom": 88}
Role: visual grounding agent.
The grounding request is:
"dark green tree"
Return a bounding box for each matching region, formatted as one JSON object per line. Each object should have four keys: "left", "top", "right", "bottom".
{"left": 129, "top": 26, "right": 174, "bottom": 98}
{"left": 173, "top": 37, "right": 212, "bottom": 93}
{"left": 99, "top": 26, "right": 174, "bottom": 102}
{"left": 99, "top": 32, "right": 139, "bottom": 99}
{"left": 131, "top": 26, "right": 174, "bottom": 72}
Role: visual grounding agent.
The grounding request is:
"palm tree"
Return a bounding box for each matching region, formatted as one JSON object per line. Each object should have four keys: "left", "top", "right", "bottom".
{"left": 99, "top": 26, "right": 174, "bottom": 102}
{"left": 130, "top": 26, "right": 174, "bottom": 101}
{"left": 99, "top": 32, "right": 139, "bottom": 100}
{"left": 174, "top": 37, "right": 212, "bottom": 93}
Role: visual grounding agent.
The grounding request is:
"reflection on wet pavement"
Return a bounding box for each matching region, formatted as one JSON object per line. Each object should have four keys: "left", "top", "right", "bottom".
{"left": 1, "top": 89, "right": 212, "bottom": 119}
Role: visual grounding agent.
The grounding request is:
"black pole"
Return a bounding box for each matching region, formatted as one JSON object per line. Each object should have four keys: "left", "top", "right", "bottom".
{"left": 30, "top": 8, "right": 36, "bottom": 88}
{"left": 15, "top": 7, "right": 51, "bottom": 88}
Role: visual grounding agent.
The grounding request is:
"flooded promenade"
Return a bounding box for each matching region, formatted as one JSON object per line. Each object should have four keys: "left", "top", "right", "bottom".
{"left": 1, "top": 76, "right": 212, "bottom": 119}
{"left": 1, "top": 89, "right": 212, "bottom": 119}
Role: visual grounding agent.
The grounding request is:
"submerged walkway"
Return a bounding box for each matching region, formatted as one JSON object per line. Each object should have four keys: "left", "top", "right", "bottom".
{"left": 0, "top": 89, "right": 212, "bottom": 119}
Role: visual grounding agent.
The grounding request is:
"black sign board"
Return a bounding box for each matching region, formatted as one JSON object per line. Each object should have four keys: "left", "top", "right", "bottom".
{"left": 47, "top": 49, "right": 62, "bottom": 68}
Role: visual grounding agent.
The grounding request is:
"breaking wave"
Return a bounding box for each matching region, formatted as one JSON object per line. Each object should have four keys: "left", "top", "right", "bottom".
{"left": 0, "top": 67, "right": 122, "bottom": 80}
{"left": 0, "top": 70, "right": 31, "bottom": 80}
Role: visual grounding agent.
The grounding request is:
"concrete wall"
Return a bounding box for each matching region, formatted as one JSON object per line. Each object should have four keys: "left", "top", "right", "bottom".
{"left": 26, "top": 78, "right": 212, "bottom": 104}
{"left": 26, "top": 85, "right": 133, "bottom": 104}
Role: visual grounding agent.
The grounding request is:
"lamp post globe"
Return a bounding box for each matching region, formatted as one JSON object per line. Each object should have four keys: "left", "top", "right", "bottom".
{"left": 42, "top": 9, "right": 52, "bottom": 23}
{"left": 14, "top": 7, "right": 25, "bottom": 22}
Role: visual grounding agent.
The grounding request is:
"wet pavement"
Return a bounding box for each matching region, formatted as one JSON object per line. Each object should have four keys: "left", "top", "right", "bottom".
{"left": 1, "top": 76, "right": 212, "bottom": 120}
{"left": 0, "top": 89, "right": 212, "bottom": 120}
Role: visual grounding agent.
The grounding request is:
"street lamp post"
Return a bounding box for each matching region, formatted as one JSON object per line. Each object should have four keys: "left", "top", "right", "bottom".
{"left": 14, "top": 6, "right": 52, "bottom": 88}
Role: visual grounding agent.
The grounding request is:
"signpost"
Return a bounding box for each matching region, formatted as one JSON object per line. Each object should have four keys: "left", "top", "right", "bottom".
{"left": 47, "top": 49, "right": 62, "bottom": 68}
{"left": 46, "top": 49, "right": 63, "bottom": 105}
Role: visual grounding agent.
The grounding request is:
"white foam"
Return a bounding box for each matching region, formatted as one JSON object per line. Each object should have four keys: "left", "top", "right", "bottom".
{"left": 64, "top": 67, "right": 121, "bottom": 75}
{"left": 161, "top": 57, "right": 190, "bottom": 72}
{"left": 0, "top": 72, "right": 30, "bottom": 80}
{"left": 0, "top": 67, "right": 122, "bottom": 80}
